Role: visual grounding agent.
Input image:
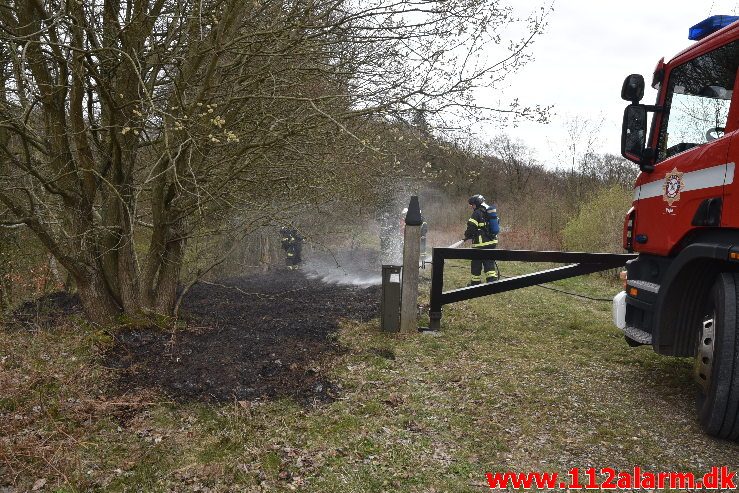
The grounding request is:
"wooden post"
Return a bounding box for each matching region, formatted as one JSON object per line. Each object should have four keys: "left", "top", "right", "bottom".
{"left": 400, "top": 196, "right": 423, "bottom": 333}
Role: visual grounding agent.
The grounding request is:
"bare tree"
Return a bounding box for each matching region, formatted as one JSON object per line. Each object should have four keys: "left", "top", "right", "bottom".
{"left": 579, "top": 152, "right": 638, "bottom": 190}
{"left": 0, "top": 0, "right": 548, "bottom": 324}
{"left": 487, "top": 134, "right": 541, "bottom": 195}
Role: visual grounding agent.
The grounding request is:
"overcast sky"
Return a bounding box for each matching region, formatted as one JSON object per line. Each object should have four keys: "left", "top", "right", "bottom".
{"left": 475, "top": 0, "right": 739, "bottom": 168}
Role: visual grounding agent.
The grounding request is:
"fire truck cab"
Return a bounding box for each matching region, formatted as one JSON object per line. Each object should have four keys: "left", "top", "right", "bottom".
{"left": 615, "top": 15, "right": 739, "bottom": 439}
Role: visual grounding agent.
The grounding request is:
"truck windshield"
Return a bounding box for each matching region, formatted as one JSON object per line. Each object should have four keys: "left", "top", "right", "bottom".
{"left": 657, "top": 40, "right": 739, "bottom": 161}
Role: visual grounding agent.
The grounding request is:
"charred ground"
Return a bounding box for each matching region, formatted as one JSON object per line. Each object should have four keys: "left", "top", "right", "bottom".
{"left": 11, "top": 270, "right": 379, "bottom": 405}
{"left": 105, "top": 270, "right": 379, "bottom": 404}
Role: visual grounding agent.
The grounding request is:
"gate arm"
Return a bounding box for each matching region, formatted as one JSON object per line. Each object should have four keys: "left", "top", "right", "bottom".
{"left": 435, "top": 248, "right": 637, "bottom": 264}
{"left": 427, "top": 248, "right": 637, "bottom": 331}
{"left": 441, "top": 263, "right": 608, "bottom": 305}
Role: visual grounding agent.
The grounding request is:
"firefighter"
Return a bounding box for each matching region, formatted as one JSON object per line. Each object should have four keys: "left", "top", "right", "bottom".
{"left": 463, "top": 194, "right": 498, "bottom": 285}
{"left": 280, "top": 226, "right": 304, "bottom": 269}
{"left": 420, "top": 216, "right": 428, "bottom": 260}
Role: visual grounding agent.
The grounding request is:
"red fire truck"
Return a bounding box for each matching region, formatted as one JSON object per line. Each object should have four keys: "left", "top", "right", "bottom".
{"left": 616, "top": 15, "right": 739, "bottom": 439}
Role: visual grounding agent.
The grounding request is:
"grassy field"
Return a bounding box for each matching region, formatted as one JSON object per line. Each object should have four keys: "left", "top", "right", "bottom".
{"left": 2, "top": 262, "right": 738, "bottom": 492}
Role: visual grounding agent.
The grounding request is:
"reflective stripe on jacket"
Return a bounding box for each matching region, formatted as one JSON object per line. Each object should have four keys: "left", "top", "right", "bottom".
{"left": 464, "top": 207, "right": 497, "bottom": 247}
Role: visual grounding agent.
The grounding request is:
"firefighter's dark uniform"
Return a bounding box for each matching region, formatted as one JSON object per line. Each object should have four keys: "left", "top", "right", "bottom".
{"left": 464, "top": 206, "right": 498, "bottom": 284}
{"left": 280, "top": 227, "right": 304, "bottom": 269}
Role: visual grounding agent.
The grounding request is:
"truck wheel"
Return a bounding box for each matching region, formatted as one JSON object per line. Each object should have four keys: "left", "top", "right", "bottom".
{"left": 694, "top": 272, "right": 739, "bottom": 439}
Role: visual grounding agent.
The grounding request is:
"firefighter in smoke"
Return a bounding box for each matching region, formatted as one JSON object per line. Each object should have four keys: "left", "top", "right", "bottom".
{"left": 463, "top": 194, "right": 498, "bottom": 285}
{"left": 420, "top": 214, "right": 428, "bottom": 260}
{"left": 280, "top": 226, "right": 304, "bottom": 269}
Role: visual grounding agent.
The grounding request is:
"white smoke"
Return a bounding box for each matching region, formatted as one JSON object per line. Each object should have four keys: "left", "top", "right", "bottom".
{"left": 302, "top": 249, "right": 382, "bottom": 287}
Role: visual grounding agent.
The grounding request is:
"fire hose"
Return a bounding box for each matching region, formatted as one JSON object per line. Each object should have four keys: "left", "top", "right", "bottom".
{"left": 422, "top": 239, "right": 464, "bottom": 269}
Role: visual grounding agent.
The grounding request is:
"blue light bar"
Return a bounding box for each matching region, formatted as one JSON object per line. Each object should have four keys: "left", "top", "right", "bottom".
{"left": 689, "top": 15, "right": 739, "bottom": 40}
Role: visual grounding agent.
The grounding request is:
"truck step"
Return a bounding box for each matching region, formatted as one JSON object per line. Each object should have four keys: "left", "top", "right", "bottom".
{"left": 623, "top": 325, "right": 653, "bottom": 345}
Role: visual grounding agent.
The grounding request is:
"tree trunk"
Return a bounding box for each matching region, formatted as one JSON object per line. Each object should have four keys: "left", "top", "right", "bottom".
{"left": 47, "top": 254, "right": 64, "bottom": 289}
{"left": 116, "top": 197, "right": 143, "bottom": 316}
{"left": 0, "top": 274, "right": 10, "bottom": 314}
{"left": 76, "top": 272, "right": 122, "bottom": 326}
{"left": 118, "top": 241, "right": 143, "bottom": 315}
{"left": 154, "top": 238, "right": 186, "bottom": 315}
{"left": 260, "top": 233, "right": 271, "bottom": 272}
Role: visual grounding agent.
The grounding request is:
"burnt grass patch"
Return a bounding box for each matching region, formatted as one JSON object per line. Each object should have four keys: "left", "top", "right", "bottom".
{"left": 9, "top": 291, "right": 83, "bottom": 331}
{"left": 104, "top": 270, "right": 380, "bottom": 404}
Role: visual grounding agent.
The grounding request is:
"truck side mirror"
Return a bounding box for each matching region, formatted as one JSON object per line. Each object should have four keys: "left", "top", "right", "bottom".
{"left": 621, "top": 74, "right": 645, "bottom": 103}
{"left": 621, "top": 104, "right": 648, "bottom": 163}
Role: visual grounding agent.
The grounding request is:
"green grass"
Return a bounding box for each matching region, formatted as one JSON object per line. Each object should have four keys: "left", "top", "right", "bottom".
{"left": 2, "top": 266, "right": 738, "bottom": 491}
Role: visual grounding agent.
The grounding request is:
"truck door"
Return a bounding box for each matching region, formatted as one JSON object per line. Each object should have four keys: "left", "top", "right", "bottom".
{"left": 721, "top": 68, "right": 739, "bottom": 229}
{"left": 634, "top": 41, "right": 739, "bottom": 256}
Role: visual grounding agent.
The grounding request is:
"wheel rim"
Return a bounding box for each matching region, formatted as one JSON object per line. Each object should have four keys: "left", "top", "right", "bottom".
{"left": 694, "top": 313, "right": 716, "bottom": 394}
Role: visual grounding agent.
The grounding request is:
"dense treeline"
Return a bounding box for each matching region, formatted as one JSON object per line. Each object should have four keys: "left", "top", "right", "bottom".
{"left": 0, "top": 0, "right": 636, "bottom": 324}
{"left": 352, "top": 120, "right": 637, "bottom": 251}
{"left": 0, "top": 0, "right": 550, "bottom": 323}
{"left": 0, "top": 103, "right": 637, "bottom": 318}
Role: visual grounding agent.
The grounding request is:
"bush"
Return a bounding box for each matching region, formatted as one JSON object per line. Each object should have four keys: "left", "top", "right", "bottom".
{"left": 562, "top": 185, "right": 632, "bottom": 253}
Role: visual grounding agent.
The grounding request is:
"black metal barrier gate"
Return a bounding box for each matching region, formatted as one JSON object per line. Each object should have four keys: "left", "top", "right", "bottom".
{"left": 428, "top": 248, "right": 638, "bottom": 330}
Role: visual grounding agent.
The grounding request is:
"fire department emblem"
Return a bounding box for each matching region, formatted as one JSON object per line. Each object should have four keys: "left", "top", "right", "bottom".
{"left": 662, "top": 168, "right": 685, "bottom": 206}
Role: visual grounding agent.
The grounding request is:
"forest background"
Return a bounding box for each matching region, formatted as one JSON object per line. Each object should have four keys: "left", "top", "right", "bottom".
{"left": 0, "top": 0, "right": 636, "bottom": 322}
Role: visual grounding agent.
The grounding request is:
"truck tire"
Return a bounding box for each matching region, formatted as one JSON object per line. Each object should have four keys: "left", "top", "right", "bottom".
{"left": 694, "top": 272, "right": 739, "bottom": 439}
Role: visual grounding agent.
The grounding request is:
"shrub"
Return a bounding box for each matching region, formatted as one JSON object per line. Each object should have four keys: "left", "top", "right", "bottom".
{"left": 562, "top": 185, "right": 632, "bottom": 254}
